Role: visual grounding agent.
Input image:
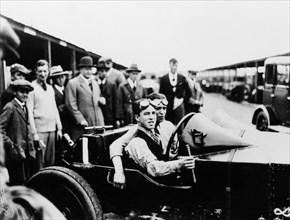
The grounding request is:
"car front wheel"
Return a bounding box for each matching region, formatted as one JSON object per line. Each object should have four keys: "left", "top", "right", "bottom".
{"left": 256, "top": 111, "right": 268, "bottom": 131}
{"left": 27, "top": 166, "right": 103, "bottom": 220}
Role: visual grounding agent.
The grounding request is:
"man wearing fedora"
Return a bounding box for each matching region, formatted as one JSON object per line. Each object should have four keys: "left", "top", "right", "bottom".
{"left": 65, "top": 56, "right": 105, "bottom": 141}
{"left": 26, "top": 59, "right": 63, "bottom": 169}
{"left": 98, "top": 56, "right": 126, "bottom": 88}
{"left": 116, "top": 64, "right": 147, "bottom": 126}
{"left": 1, "top": 63, "right": 30, "bottom": 109}
{"left": 49, "top": 65, "right": 70, "bottom": 134}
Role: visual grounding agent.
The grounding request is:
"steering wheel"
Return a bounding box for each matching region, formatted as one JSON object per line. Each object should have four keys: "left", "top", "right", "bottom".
{"left": 165, "top": 112, "right": 195, "bottom": 160}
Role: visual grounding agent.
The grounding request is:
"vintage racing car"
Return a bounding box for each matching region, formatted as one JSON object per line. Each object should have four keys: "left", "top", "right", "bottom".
{"left": 27, "top": 112, "right": 290, "bottom": 220}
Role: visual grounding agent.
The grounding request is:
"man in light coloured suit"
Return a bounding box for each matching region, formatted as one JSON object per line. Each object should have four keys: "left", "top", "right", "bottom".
{"left": 65, "top": 56, "right": 105, "bottom": 142}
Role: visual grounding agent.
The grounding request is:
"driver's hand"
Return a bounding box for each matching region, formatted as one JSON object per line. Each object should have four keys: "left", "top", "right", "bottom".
{"left": 113, "top": 171, "right": 126, "bottom": 189}
{"left": 178, "top": 156, "right": 196, "bottom": 170}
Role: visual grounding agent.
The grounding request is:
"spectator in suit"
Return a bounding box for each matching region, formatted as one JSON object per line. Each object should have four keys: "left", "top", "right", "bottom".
{"left": 1, "top": 63, "right": 29, "bottom": 109}
{"left": 98, "top": 56, "right": 126, "bottom": 88}
{"left": 116, "top": 64, "right": 147, "bottom": 126}
{"left": 186, "top": 70, "right": 204, "bottom": 113}
{"left": 49, "top": 65, "right": 70, "bottom": 134}
{"left": 0, "top": 79, "right": 36, "bottom": 185}
{"left": 65, "top": 56, "right": 105, "bottom": 142}
{"left": 96, "top": 62, "right": 118, "bottom": 127}
{"left": 26, "top": 59, "right": 62, "bottom": 168}
{"left": 159, "top": 58, "right": 191, "bottom": 125}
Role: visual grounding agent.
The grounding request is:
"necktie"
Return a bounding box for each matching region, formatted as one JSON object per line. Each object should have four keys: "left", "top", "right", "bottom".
{"left": 42, "top": 83, "right": 47, "bottom": 91}
{"left": 88, "top": 79, "right": 93, "bottom": 91}
{"left": 150, "top": 131, "right": 160, "bottom": 144}
{"left": 23, "top": 104, "right": 28, "bottom": 119}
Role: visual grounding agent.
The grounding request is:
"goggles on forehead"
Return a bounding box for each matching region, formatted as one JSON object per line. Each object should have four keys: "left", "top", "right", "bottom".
{"left": 150, "top": 98, "right": 168, "bottom": 107}
{"left": 138, "top": 98, "right": 168, "bottom": 111}
{"left": 139, "top": 99, "right": 156, "bottom": 110}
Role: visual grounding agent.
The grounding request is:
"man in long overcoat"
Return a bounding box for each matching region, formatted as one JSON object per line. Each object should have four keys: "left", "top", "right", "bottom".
{"left": 65, "top": 56, "right": 105, "bottom": 141}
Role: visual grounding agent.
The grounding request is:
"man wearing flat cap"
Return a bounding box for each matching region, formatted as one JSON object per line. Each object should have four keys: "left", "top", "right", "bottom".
{"left": 0, "top": 79, "right": 36, "bottom": 185}
{"left": 116, "top": 64, "right": 147, "bottom": 126}
{"left": 186, "top": 70, "right": 204, "bottom": 114}
{"left": 1, "top": 63, "right": 30, "bottom": 109}
{"left": 66, "top": 56, "right": 104, "bottom": 141}
{"left": 98, "top": 56, "right": 126, "bottom": 88}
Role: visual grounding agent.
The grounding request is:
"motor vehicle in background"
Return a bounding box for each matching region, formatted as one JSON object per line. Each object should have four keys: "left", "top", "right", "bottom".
{"left": 252, "top": 56, "right": 290, "bottom": 132}
{"left": 224, "top": 77, "right": 253, "bottom": 103}
{"left": 139, "top": 72, "right": 159, "bottom": 94}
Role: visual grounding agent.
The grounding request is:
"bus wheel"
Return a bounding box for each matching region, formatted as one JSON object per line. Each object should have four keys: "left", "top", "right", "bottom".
{"left": 27, "top": 166, "right": 103, "bottom": 220}
{"left": 256, "top": 111, "right": 268, "bottom": 131}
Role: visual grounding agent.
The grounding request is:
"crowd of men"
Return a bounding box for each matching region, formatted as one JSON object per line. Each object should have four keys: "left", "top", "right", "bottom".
{"left": 0, "top": 21, "right": 204, "bottom": 188}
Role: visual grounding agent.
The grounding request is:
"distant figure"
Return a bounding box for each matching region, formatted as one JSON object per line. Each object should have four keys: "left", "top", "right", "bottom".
{"left": 1, "top": 63, "right": 29, "bottom": 109}
{"left": 159, "top": 58, "right": 191, "bottom": 125}
{"left": 116, "top": 64, "right": 147, "bottom": 126}
{"left": 26, "top": 59, "right": 62, "bottom": 168}
{"left": 96, "top": 62, "right": 118, "bottom": 127}
{"left": 65, "top": 56, "right": 104, "bottom": 142}
{"left": 186, "top": 70, "right": 204, "bottom": 113}
{"left": 0, "top": 79, "right": 36, "bottom": 185}
{"left": 98, "top": 56, "right": 126, "bottom": 88}
{"left": 49, "top": 65, "right": 70, "bottom": 134}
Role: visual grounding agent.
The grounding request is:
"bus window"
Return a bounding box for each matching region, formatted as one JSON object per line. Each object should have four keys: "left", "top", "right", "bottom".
{"left": 277, "top": 64, "right": 289, "bottom": 86}
{"left": 265, "top": 64, "right": 275, "bottom": 85}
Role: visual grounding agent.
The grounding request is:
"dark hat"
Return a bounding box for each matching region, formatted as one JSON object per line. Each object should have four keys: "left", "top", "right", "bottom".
{"left": 98, "top": 56, "right": 112, "bottom": 64}
{"left": 10, "top": 63, "right": 29, "bottom": 75}
{"left": 188, "top": 70, "right": 197, "bottom": 75}
{"left": 169, "top": 58, "right": 178, "bottom": 64}
{"left": 49, "top": 65, "right": 70, "bottom": 77}
{"left": 11, "top": 79, "right": 34, "bottom": 92}
{"left": 126, "top": 64, "right": 141, "bottom": 73}
{"left": 77, "top": 56, "right": 95, "bottom": 68}
{"left": 0, "top": 17, "right": 20, "bottom": 59}
{"left": 97, "top": 62, "right": 109, "bottom": 71}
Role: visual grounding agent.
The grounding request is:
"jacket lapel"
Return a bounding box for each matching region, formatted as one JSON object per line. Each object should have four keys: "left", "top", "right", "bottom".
{"left": 124, "top": 83, "right": 135, "bottom": 95}
{"left": 13, "top": 100, "right": 27, "bottom": 122}
{"left": 78, "top": 75, "right": 92, "bottom": 95}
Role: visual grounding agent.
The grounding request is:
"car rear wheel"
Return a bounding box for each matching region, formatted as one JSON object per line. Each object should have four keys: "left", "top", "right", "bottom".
{"left": 27, "top": 166, "right": 103, "bottom": 220}
{"left": 256, "top": 111, "right": 268, "bottom": 131}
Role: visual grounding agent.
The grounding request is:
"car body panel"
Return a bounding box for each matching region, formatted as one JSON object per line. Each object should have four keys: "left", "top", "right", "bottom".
{"left": 57, "top": 123, "right": 290, "bottom": 219}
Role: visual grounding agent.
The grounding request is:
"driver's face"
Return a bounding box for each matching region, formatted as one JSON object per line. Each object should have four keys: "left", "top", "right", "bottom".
{"left": 136, "top": 105, "right": 156, "bottom": 131}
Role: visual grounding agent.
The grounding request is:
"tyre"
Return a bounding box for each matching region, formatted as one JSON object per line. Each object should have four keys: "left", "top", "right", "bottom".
{"left": 256, "top": 111, "right": 268, "bottom": 131}
{"left": 27, "top": 166, "right": 103, "bottom": 220}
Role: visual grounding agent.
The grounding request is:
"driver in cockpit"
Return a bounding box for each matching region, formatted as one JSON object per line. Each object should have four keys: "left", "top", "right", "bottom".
{"left": 124, "top": 99, "right": 195, "bottom": 178}
{"left": 110, "top": 93, "right": 179, "bottom": 189}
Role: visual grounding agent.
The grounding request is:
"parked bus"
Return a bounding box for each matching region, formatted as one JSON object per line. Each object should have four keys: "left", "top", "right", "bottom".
{"left": 252, "top": 56, "right": 290, "bottom": 131}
